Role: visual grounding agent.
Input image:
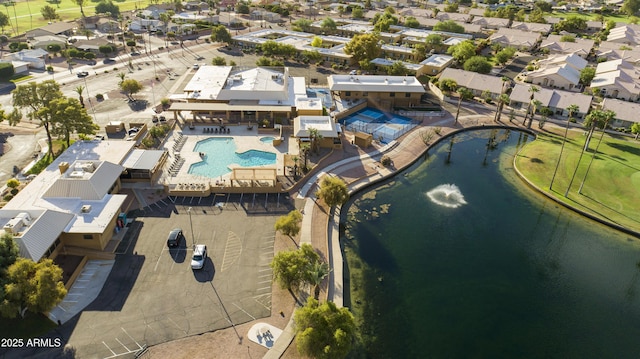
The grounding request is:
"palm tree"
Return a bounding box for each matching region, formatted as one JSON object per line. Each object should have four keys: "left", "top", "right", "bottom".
{"left": 522, "top": 85, "right": 539, "bottom": 128}
{"left": 455, "top": 87, "right": 473, "bottom": 125}
{"left": 531, "top": 99, "right": 542, "bottom": 126}
{"left": 578, "top": 110, "right": 615, "bottom": 194}
{"left": 117, "top": 72, "right": 126, "bottom": 85}
{"left": 564, "top": 109, "right": 604, "bottom": 197}
{"left": 74, "top": 86, "right": 85, "bottom": 108}
{"left": 494, "top": 77, "right": 510, "bottom": 122}
{"left": 308, "top": 127, "right": 322, "bottom": 154}
{"left": 306, "top": 261, "right": 330, "bottom": 300}
{"left": 550, "top": 104, "right": 579, "bottom": 190}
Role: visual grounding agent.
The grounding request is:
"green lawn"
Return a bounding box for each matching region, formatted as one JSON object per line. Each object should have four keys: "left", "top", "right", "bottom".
{"left": 516, "top": 127, "right": 640, "bottom": 234}
{"left": 1, "top": 0, "right": 152, "bottom": 36}
{"left": 546, "top": 11, "right": 635, "bottom": 24}
{"left": 0, "top": 312, "right": 57, "bottom": 339}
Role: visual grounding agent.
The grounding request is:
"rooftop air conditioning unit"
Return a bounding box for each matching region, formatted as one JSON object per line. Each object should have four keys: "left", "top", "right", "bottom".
{"left": 81, "top": 205, "right": 92, "bottom": 213}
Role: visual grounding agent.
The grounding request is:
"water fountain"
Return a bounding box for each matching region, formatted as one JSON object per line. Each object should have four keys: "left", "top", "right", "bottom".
{"left": 425, "top": 184, "right": 467, "bottom": 208}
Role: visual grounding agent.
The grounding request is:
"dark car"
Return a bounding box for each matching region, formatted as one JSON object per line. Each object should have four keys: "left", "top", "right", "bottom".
{"left": 103, "top": 58, "right": 116, "bottom": 64}
{"left": 167, "top": 228, "right": 184, "bottom": 247}
{"left": 77, "top": 71, "right": 89, "bottom": 78}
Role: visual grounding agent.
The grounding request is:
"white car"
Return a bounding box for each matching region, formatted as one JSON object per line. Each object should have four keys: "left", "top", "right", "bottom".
{"left": 191, "top": 244, "right": 207, "bottom": 270}
{"left": 193, "top": 64, "right": 200, "bottom": 70}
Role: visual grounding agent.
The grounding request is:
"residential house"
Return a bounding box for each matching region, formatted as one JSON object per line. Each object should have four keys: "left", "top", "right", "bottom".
{"left": 73, "top": 38, "right": 118, "bottom": 55}
{"left": 25, "top": 22, "right": 76, "bottom": 39}
{"left": 596, "top": 41, "right": 640, "bottom": 64}
{"left": 435, "top": 12, "right": 472, "bottom": 23}
{"left": 129, "top": 18, "right": 163, "bottom": 32}
{"left": 585, "top": 20, "right": 603, "bottom": 34}
{"left": 524, "top": 53, "right": 587, "bottom": 92}
{"left": 327, "top": 74, "right": 426, "bottom": 110}
{"left": 29, "top": 35, "right": 67, "bottom": 50}
{"left": 590, "top": 59, "right": 640, "bottom": 101}
{"left": 7, "top": 48, "right": 49, "bottom": 69}
{"left": 606, "top": 24, "right": 640, "bottom": 45}
{"left": 509, "top": 83, "right": 592, "bottom": 119}
{"left": 488, "top": 28, "right": 542, "bottom": 51}
{"left": 539, "top": 34, "right": 595, "bottom": 58}
{"left": 417, "top": 54, "right": 454, "bottom": 76}
{"left": 601, "top": 98, "right": 640, "bottom": 128}
{"left": 471, "top": 16, "right": 510, "bottom": 30}
{"left": 370, "top": 58, "right": 423, "bottom": 74}
{"left": 96, "top": 19, "right": 122, "bottom": 34}
{"left": 438, "top": 68, "right": 507, "bottom": 99}
{"left": 510, "top": 21, "right": 552, "bottom": 34}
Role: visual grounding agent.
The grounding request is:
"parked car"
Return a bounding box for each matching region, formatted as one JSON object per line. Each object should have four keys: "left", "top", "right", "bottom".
{"left": 103, "top": 58, "right": 116, "bottom": 64}
{"left": 77, "top": 71, "right": 89, "bottom": 78}
{"left": 191, "top": 244, "right": 207, "bottom": 270}
{"left": 167, "top": 228, "right": 184, "bottom": 247}
{"left": 193, "top": 64, "right": 200, "bottom": 70}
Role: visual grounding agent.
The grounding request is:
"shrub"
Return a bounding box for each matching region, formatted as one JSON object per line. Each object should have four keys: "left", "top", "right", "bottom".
{"left": 433, "top": 127, "right": 442, "bottom": 135}
{"left": 96, "top": 93, "right": 104, "bottom": 100}
{"left": 6, "top": 178, "right": 20, "bottom": 188}
{"left": 10, "top": 188, "right": 18, "bottom": 195}
{"left": 3, "top": 194, "right": 13, "bottom": 201}
{"left": 380, "top": 155, "right": 392, "bottom": 166}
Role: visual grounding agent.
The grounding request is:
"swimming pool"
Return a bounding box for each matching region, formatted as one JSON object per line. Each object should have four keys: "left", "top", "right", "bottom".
{"left": 260, "top": 136, "right": 275, "bottom": 144}
{"left": 341, "top": 108, "right": 419, "bottom": 143}
{"left": 188, "top": 137, "right": 276, "bottom": 178}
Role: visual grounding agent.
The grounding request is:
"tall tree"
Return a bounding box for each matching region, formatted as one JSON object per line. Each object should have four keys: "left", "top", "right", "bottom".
{"left": 294, "top": 298, "right": 356, "bottom": 359}
{"left": 270, "top": 244, "right": 319, "bottom": 302}
{"left": 320, "top": 17, "right": 337, "bottom": 33}
{"left": 564, "top": 109, "right": 604, "bottom": 197}
{"left": 455, "top": 87, "right": 473, "bottom": 125}
{"left": 0, "top": 12, "right": 8, "bottom": 34}
{"left": 447, "top": 40, "right": 476, "bottom": 63}
{"left": 578, "top": 110, "right": 616, "bottom": 193}
{"left": 0, "top": 258, "right": 67, "bottom": 319}
{"left": 305, "top": 261, "right": 330, "bottom": 300}
{"left": 74, "top": 86, "right": 85, "bottom": 108}
{"left": 12, "top": 80, "right": 64, "bottom": 157}
{"left": 550, "top": 104, "right": 579, "bottom": 190}
{"left": 49, "top": 97, "right": 98, "bottom": 147}
{"left": 119, "top": 79, "right": 143, "bottom": 101}
{"left": 622, "top": 0, "right": 640, "bottom": 16}
{"left": 344, "top": 33, "right": 381, "bottom": 66}
{"left": 632, "top": 122, "right": 640, "bottom": 140}
{"left": 274, "top": 210, "right": 303, "bottom": 238}
{"left": 0, "top": 233, "right": 19, "bottom": 271}
{"left": 316, "top": 176, "right": 349, "bottom": 208}
{"left": 522, "top": 85, "right": 539, "bottom": 129}
{"left": 494, "top": 77, "right": 511, "bottom": 122}
{"left": 210, "top": 24, "right": 232, "bottom": 45}
{"left": 40, "top": 5, "right": 59, "bottom": 21}
{"left": 72, "top": 0, "right": 87, "bottom": 17}
{"left": 579, "top": 67, "right": 596, "bottom": 87}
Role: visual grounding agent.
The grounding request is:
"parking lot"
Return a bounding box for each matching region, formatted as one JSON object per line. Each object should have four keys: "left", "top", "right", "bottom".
{"left": 60, "top": 194, "right": 294, "bottom": 358}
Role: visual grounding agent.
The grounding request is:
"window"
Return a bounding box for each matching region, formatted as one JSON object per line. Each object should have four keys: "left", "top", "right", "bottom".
{"left": 362, "top": 92, "right": 368, "bottom": 96}
{"left": 390, "top": 92, "right": 395, "bottom": 97}
{"left": 345, "top": 91, "right": 351, "bottom": 96}
{"left": 83, "top": 234, "right": 93, "bottom": 240}
{"left": 405, "top": 92, "right": 411, "bottom": 98}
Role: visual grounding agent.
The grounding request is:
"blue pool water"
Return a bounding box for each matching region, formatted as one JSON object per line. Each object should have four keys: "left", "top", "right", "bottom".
{"left": 260, "top": 136, "right": 275, "bottom": 144}
{"left": 188, "top": 137, "right": 276, "bottom": 178}
{"left": 341, "top": 108, "right": 418, "bottom": 143}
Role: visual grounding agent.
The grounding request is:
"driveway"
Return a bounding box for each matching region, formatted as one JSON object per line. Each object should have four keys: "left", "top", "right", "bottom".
{"left": 4, "top": 193, "right": 294, "bottom": 358}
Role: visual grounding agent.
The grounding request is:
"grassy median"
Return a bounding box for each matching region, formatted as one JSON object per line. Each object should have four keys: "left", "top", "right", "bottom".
{"left": 515, "top": 126, "right": 640, "bottom": 234}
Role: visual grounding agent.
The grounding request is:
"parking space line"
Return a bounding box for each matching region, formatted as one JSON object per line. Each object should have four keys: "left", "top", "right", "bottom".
{"left": 102, "top": 342, "right": 117, "bottom": 356}
{"left": 115, "top": 338, "right": 130, "bottom": 352}
{"left": 153, "top": 249, "right": 166, "bottom": 272}
{"left": 258, "top": 274, "right": 272, "bottom": 278}
{"left": 258, "top": 280, "right": 271, "bottom": 284}
{"left": 168, "top": 317, "right": 187, "bottom": 334}
{"left": 122, "top": 327, "right": 143, "bottom": 350}
{"left": 232, "top": 302, "right": 256, "bottom": 320}
{"left": 258, "top": 268, "right": 271, "bottom": 272}
{"left": 253, "top": 296, "right": 272, "bottom": 312}
{"left": 257, "top": 286, "right": 271, "bottom": 291}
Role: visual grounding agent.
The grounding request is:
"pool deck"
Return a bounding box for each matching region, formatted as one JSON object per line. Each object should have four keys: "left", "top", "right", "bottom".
{"left": 161, "top": 125, "right": 295, "bottom": 191}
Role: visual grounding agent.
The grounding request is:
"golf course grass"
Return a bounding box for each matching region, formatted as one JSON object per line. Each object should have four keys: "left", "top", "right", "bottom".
{"left": 1, "top": 0, "right": 152, "bottom": 36}
{"left": 515, "top": 126, "right": 640, "bottom": 234}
